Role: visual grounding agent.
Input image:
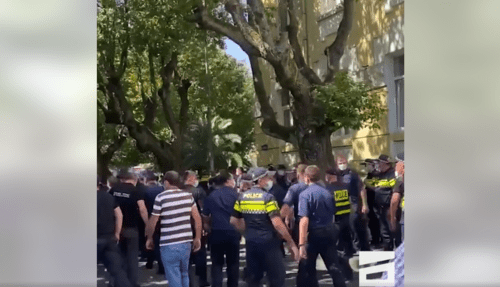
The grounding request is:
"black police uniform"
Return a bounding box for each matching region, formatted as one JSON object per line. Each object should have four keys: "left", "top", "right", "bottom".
{"left": 327, "top": 182, "right": 355, "bottom": 257}
{"left": 372, "top": 167, "right": 398, "bottom": 251}
{"left": 364, "top": 170, "right": 382, "bottom": 247}
{"left": 232, "top": 187, "right": 285, "bottom": 287}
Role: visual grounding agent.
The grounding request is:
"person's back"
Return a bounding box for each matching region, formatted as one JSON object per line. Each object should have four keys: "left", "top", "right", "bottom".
{"left": 97, "top": 179, "right": 132, "bottom": 287}
{"left": 203, "top": 180, "right": 241, "bottom": 287}
{"left": 144, "top": 184, "right": 164, "bottom": 215}
{"left": 97, "top": 189, "right": 117, "bottom": 239}
{"left": 235, "top": 187, "right": 280, "bottom": 244}
{"left": 111, "top": 182, "right": 142, "bottom": 229}
{"left": 299, "top": 183, "right": 336, "bottom": 229}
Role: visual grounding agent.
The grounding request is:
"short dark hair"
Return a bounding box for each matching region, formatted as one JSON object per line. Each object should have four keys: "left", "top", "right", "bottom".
{"left": 325, "top": 168, "right": 339, "bottom": 176}
{"left": 305, "top": 165, "right": 321, "bottom": 182}
{"left": 163, "top": 171, "right": 181, "bottom": 187}
{"left": 144, "top": 170, "right": 157, "bottom": 181}
{"left": 117, "top": 168, "right": 135, "bottom": 180}
{"left": 213, "top": 170, "right": 232, "bottom": 186}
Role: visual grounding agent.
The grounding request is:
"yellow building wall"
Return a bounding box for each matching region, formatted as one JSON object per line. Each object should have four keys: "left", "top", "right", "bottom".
{"left": 253, "top": 0, "right": 404, "bottom": 171}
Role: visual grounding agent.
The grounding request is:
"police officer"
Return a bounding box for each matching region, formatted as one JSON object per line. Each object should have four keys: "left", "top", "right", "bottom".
{"left": 325, "top": 168, "right": 355, "bottom": 257}
{"left": 390, "top": 153, "right": 404, "bottom": 244}
{"left": 280, "top": 164, "right": 309, "bottom": 287}
{"left": 230, "top": 167, "right": 299, "bottom": 287}
{"left": 184, "top": 171, "right": 209, "bottom": 287}
{"left": 201, "top": 170, "right": 240, "bottom": 287}
{"left": 361, "top": 159, "right": 382, "bottom": 248}
{"left": 298, "top": 165, "right": 347, "bottom": 287}
{"left": 372, "top": 155, "right": 398, "bottom": 251}
{"left": 336, "top": 156, "right": 370, "bottom": 252}
{"left": 325, "top": 168, "right": 354, "bottom": 281}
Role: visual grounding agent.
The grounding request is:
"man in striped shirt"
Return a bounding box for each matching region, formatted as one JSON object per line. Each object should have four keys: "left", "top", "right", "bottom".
{"left": 145, "top": 171, "right": 202, "bottom": 287}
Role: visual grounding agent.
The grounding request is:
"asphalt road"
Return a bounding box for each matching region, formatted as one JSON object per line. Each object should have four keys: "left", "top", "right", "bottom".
{"left": 97, "top": 243, "right": 360, "bottom": 287}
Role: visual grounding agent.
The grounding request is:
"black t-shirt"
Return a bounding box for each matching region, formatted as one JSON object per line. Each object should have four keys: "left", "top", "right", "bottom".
{"left": 110, "top": 182, "right": 145, "bottom": 229}
{"left": 185, "top": 185, "right": 207, "bottom": 212}
{"left": 97, "top": 190, "right": 118, "bottom": 238}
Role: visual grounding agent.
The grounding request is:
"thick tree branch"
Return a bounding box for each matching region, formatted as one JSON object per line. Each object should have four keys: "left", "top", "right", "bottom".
{"left": 286, "top": 0, "right": 322, "bottom": 85}
{"left": 193, "top": 5, "right": 260, "bottom": 56}
{"left": 224, "top": 0, "right": 273, "bottom": 59}
{"left": 323, "top": 0, "right": 354, "bottom": 83}
{"left": 249, "top": 55, "right": 296, "bottom": 144}
{"left": 176, "top": 74, "right": 191, "bottom": 136}
{"left": 98, "top": 99, "right": 122, "bottom": 125}
{"left": 247, "top": 0, "right": 274, "bottom": 47}
{"left": 104, "top": 72, "right": 175, "bottom": 164}
{"left": 158, "top": 53, "right": 180, "bottom": 136}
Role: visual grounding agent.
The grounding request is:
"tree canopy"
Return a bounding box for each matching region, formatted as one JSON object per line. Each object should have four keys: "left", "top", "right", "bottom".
{"left": 97, "top": 0, "right": 255, "bottom": 174}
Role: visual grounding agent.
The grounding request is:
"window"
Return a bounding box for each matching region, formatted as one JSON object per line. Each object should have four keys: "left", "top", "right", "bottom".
{"left": 319, "top": 0, "right": 342, "bottom": 16}
{"left": 394, "top": 55, "right": 404, "bottom": 129}
{"left": 384, "top": 52, "right": 404, "bottom": 132}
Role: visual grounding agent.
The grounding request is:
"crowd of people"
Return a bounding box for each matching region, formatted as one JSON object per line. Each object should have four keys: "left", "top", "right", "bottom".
{"left": 97, "top": 152, "right": 405, "bottom": 287}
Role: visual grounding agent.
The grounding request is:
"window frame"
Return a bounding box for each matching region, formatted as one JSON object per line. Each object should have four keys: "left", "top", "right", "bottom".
{"left": 384, "top": 50, "right": 405, "bottom": 133}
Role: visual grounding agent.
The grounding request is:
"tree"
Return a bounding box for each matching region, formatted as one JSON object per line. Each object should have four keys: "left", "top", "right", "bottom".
{"left": 97, "top": 0, "right": 254, "bottom": 172}
{"left": 183, "top": 116, "right": 250, "bottom": 174}
{"left": 190, "top": 0, "right": 385, "bottom": 169}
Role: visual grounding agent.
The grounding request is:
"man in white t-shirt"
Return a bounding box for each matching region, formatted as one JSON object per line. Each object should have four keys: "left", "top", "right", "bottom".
{"left": 145, "top": 171, "right": 202, "bottom": 287}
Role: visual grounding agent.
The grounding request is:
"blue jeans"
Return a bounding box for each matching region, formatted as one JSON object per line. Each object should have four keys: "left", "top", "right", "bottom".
{"left": 160, "top": 242, "right": 192, "bottom": 287}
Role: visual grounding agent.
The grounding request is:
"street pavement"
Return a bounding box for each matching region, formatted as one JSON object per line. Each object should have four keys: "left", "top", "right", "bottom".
{"left": 97, "top": 242, "right": 360, "bottom": 287}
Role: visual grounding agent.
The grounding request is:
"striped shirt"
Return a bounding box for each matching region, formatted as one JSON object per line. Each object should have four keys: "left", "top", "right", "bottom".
{"left": 152, "top": 189, "right": 195, "bottom": 246}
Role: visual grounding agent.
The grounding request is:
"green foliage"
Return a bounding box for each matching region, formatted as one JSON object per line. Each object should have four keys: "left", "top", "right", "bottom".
{"left": 97, "top": 0, "right": 254, "bottom": 171}
{"left": 314, "top": 72, "right": 387, "bottom": 133}
{"left": 183, "top": 116, "right": 251, "bottom": 173}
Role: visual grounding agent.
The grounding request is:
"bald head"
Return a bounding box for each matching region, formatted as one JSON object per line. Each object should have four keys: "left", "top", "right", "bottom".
{"left": 305, "top": 165, "right": 321, "bottom": 183}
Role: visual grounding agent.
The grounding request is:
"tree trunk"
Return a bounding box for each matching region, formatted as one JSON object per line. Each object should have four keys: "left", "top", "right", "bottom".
{"left": 97, "top": 156, "right": 112, "bottom": 183}
{"left": 296, "top": 122, "right": 335, "bottom": 171}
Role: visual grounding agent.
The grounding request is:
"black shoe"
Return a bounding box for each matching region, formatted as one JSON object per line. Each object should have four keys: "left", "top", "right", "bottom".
{"left": 157, "top": 268, "right": 165, "bottom": 275}
{"left": 145, "top": 261, "right": 153, "bottom": 269}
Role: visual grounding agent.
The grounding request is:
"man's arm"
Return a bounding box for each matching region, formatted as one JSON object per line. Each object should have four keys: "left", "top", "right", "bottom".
{"left": 191, "top": 205, "right": 202, "bottom": 252}
{"left": 389, "top": 192, "right": 402, "bottom": 231}
{"left": 137, "top": 200, "right": 149, "bottom": 225}
{"left": 271, "top": 215, "right": 299, "bottom": 261}
{"left": 145, "top": 214, "right": 159, "bottom": 250}
{"left": 201, "top": 214, "right": 211, "bottom": 233}
{"left": 230, "top": 216, "right": 246, "bottom": 235}
{"left": 113, "top": 207, "right": 123, "bottom": 242}
{"left": 298, "top": 216, "right": 309, "bottom": 259}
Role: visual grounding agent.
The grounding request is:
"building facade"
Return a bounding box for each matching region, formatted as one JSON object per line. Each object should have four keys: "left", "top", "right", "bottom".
{"left": 252, "top": 0, "right": 404, "bottom": 172}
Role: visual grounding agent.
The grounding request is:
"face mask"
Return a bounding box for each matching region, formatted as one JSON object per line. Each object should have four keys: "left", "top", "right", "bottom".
{"left": 395, "top": 171, "right": 399, "bottom": 178}
{"left": 277, "top": 170, "right": 285, "bottom": 176}
{"left": 193, "top": 180, "right": 199, "bottom": 188}
{"left": 338, "top": 164, "right": 347, "bottom": 171}
{"left": 264, "top": 180, "right": 273, "bottom": 191}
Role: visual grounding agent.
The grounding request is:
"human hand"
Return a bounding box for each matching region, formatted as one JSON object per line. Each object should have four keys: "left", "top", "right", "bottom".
{"left": 146, "top": 238, "right": 154, "bottom": 250}
{"left": 192, "top": 238, "right": 201, "bottom": 252}
{"left": 299, "top": 245, "right": 307, "bottom": 260}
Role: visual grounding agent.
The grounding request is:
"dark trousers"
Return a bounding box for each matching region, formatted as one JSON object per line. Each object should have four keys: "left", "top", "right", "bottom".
{"left": 350, "top": 203, "right": 371, "bottom": 251}
{"left": 366, "top": 189, "right": 381, "bottom": 245}
{"left": 97, "top": 237, "right": 132, "bottom": 287}
{"left": 210, "top": 231, "right": 240, "bottom": 287}
{"left": 246, "top": 239, "right": 285, "bottom": 287}
{"left": 335, "top": 214, "right": 355, "bottom": 257}
{"left": 298, "top": 225, "right": 347, "bottom": 287}
{"left": 146, "top": 233, "right": 164, "bottom": 271}
{"left": 190, "top": 243, "right": 208, "bottom": 286}
{"left": 119, "top": 228, "right": 139, "bottom": 287}
{"left": 375, "top": 206, "right": 397, "bottom": 250}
